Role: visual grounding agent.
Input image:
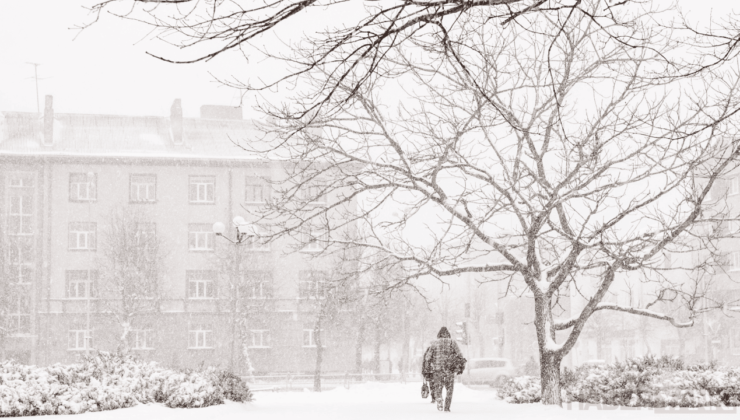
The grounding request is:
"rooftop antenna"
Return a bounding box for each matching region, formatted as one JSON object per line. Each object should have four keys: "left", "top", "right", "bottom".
{"left": 26, "top": 62, "right": 42, "bottom": 114}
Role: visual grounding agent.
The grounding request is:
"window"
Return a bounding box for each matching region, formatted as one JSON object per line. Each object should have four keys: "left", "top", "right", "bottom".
{"left": 188, "top": 324, "right": 213, "bottom": 349}
{"left": 188, "top": 224, "right": 214, "bottom": 251}
{"left": 245, "top": 225, "right": 270, "bottom": 251}
{"left": 69, "top": 173, "right": 97, "bottom": 202}
{"left": 8, "top": 175, "right": 34, "bottom": 235}
{"left": 68, "top": 330, "right": 93, "bottom": 350}
{"left": 132, "top": 329, "right": 153, "bottom": 350}
{"left": 9, "top": 175, "right": 34, "bottom": 188}
{"left": 7, "top": 255, "right": 33, "bottom": 284}
{"left": 303, "top": 329, "right": 325, "bottom": 347}
{"left": 188, "top": 271, "right": 216, "bottom": 299}
{"left": 303, "top": 184, "right": 326, "bottom": 204}
{"left": 302, "top": 229, "right": 328, "bottom": 252}
{"left": 732, "top": 177, "right": 740, "bottom": 196}
{"left": 299, "top": 271, "right": 328, "bottom": 299}
{"left": 731, "top": 252, "right": 740, "bottom": 271}
{"left": 130, "top": 174, "right": 156, "bottom": 202}
{"left": 7, "top": 237, "right": 33, "bottom": 268}
{"left": 241, "top": 272, "right": 273, "bottom": 299}
{"left": 245, "top": 176, "right": 269, "bottom": 203}
{"left": 7, "top": 175, "right": 35, "bottom": 291}
{"left": 65, "top": 270, "right": 97, "bottom": 299}
{"left": 135, "top": 222, "right": 157, "bottom": 250}
{"left": 249, "top": 330, "right": 271, "bottom": 348}
{"left": 189, "top": 176, "right": 215, "bottom": 204}
{"left": 68, "top": 222, "right": 96, "bottom": 251}
{"left": 6, "top": 285, "right": 31, "bottom": 335}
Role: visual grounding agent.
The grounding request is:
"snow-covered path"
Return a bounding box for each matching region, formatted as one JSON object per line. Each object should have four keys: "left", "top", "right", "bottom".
{"left": 19, "top": 382, "right": 735, "bottom": 420}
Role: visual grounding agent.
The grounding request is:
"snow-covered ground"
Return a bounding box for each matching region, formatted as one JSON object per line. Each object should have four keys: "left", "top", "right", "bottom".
{"left": 16, "top": 382, "right": 736, "bottom": 420}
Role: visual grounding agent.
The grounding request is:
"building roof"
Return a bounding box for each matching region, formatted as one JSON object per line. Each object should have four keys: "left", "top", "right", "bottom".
{"left": 0, "top": 111, "right": 266, "bottom": 161}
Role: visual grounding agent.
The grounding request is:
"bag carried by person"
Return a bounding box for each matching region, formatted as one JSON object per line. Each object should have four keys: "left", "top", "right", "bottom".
{"left": 421, "top": 379, "right": 430, "bottom": 399}
{"left": 450, "top": 354, "right": 467, "bottom": 375}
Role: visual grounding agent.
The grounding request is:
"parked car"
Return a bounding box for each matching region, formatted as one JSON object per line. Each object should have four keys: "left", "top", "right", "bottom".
{"left": 460, "top": 358, "right": 516, "bottom": 387}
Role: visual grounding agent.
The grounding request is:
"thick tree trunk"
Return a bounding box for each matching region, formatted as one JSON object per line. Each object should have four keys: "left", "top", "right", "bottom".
{"left": 534, "top": 293, "right": 562, "bottom": 405}
{"left": 539, "top": 351, "right": 562, "bottom": 405}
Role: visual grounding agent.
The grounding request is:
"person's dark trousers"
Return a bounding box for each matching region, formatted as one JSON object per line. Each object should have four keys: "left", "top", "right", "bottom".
{"left": 432, "top": 371, "right": 455, "bottom": 411}
{"left": 424, "top": 374, "right": 436, "bottom": 403}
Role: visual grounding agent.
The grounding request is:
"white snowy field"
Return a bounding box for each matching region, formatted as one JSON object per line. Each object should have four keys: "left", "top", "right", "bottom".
{"left": 11, "top": 382, "right": 736, "bottom": 420}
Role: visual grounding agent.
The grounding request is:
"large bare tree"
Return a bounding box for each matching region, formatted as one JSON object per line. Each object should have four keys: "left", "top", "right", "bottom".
{"left": 241, "top": 1, "right": 740, "bottom": 405}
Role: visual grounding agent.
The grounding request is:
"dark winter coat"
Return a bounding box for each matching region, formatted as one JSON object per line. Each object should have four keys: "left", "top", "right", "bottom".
{"left": 422, "top": 346, "right": 434, "bottom": 377}
{"left": 423, "top": 327, "right": 464, "bottom": 374}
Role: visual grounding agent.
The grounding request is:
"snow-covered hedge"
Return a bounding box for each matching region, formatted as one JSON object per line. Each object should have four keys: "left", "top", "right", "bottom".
{"left": 498, "top": 376, "right": 541, "bottom": 403}
{"left": 498, "top": 355, "right": 740, "bottom": 407}
{"left": 0, "top": 352, "right": 252, "bottom": 417}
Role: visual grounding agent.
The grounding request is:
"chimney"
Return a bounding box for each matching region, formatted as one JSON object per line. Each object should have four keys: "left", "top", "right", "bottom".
{"left": 43, "top": 95, "right": 54, "bottom": 146}
{"left": 170, "top": 98, "right": 183, "bottom": 145}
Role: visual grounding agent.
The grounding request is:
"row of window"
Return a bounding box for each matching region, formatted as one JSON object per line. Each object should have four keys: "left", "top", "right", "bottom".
{"left": 68, "top": 328, "right": 323, "bottom": 350}
{"left": 68, "top": 173, "right": 327, "bottom": 205}
{"left": 64, "top": 270, "right": 329, "bottom": 300}
{"left": 66, "top": 222, "right": 323, "bottom": 252}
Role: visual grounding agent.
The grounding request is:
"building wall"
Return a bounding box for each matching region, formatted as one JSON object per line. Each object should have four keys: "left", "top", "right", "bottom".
{"left": 1, "top": 157, "right": 357, "bottom": 373}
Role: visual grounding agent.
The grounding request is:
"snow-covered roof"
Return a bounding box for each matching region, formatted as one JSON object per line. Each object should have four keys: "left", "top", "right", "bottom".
{"left": 0, "top": 111, "right": 265, "bottom": 161}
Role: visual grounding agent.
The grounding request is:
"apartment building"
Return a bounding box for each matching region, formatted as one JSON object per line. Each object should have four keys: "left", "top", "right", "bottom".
{"left": 0, "top": 97, "right": 357, "bottom": 373}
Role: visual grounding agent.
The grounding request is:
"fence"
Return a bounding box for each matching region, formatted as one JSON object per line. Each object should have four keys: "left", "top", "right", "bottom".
{"left": 244, "top": 372, "right": 424, "bottom": 392}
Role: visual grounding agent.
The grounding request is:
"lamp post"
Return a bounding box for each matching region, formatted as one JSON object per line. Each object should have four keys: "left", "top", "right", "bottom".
{"left": 212, "top": 216, "right": 252, "bottom": 374}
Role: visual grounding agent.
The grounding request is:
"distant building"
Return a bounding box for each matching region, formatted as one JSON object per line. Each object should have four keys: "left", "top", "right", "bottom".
{"left": 0, "top": 96, "right": 357, "bottom": 373}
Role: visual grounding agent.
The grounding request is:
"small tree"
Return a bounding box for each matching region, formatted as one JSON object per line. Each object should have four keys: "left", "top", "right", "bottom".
{"left": 98, "top": 209, "right": 164, "bottom": 353}
{"left": 212, "top": 234, "right": 271, "bottom": 377}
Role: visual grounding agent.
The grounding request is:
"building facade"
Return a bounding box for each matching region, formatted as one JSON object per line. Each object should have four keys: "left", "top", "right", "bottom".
{"left": 0, "top": 97, "right": 357, "bottom": 373}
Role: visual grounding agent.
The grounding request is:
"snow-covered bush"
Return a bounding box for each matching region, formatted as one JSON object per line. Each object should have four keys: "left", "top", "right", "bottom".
{"left": 0, "top": 352, "right": 251, "bottom": 416}
{"left": 498, "top": 376, "right": 541, "bottom": 403}
{"left": 500, "top": 356, "right": 740, "bottom": 408}
{"left": 207, "top": 369, "right": 253, "bottom": 403}
{"left": 566, "top": 356, "right": 739, "bottom": 407}
{"left": 567, "top": 362, "right": 655, "bottom": 406}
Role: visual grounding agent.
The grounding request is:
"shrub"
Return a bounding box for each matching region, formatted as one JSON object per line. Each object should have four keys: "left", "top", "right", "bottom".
{"left": 500, "top": 356, "right": 740, "bottom": 408}
{"left": 207, "top": 370, "right": 253, "bottom": 403}
{"left": 0, "top": 351, "right": 251, "bottom": 416}
{"left": 498, "top": 376, "right": 541, "bottom": 403}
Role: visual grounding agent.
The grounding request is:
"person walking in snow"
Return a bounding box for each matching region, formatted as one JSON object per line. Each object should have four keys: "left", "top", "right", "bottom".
{"left": 423, "top": 326, "right": 464, "bottom": 412}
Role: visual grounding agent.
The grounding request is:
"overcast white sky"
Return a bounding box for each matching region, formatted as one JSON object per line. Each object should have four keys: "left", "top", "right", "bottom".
{"left": 0, "top": 0, "right": 736, "bottom": 119}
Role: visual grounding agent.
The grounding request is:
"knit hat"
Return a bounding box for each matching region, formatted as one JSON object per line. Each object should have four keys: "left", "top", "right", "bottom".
{"left": 437, "top": 326, "right": 451, "bottom": 338}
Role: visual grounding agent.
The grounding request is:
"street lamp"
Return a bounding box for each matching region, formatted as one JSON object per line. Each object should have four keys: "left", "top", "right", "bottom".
{"left": 213, "top": 217, "right": 253, "bottom": 374}
{"left": 213, "top": 216, "right": 252, "bottom": 244}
